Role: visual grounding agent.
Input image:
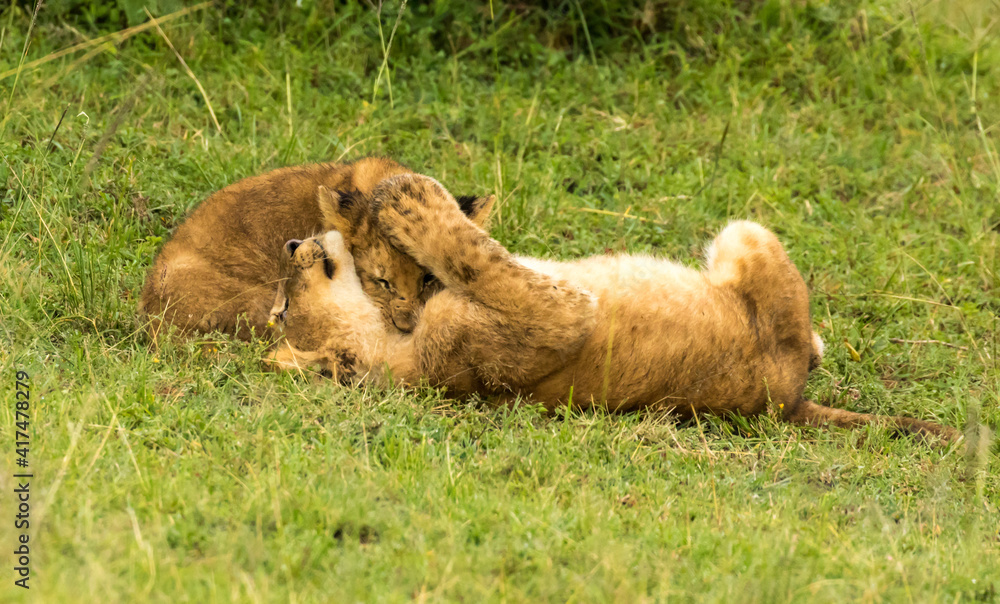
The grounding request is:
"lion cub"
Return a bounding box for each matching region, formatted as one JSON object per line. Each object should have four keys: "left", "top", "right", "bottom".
{"left": 271, "top": 175, "right": 959, "bottom": 442}
{"left": 140, "top": 158, "right": 493, "bottom": 339}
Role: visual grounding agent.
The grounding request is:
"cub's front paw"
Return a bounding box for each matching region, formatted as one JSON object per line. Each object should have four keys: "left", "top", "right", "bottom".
{"left": 374, "top": 174, "right": 468, "bottom": 251}
{"left": 266, "top": 342, "right": 324, "bottom": 375}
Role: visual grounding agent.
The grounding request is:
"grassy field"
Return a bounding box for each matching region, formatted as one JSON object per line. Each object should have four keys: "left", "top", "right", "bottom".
{"left": 1, "top": 0, "right": 998, "bottom": 601}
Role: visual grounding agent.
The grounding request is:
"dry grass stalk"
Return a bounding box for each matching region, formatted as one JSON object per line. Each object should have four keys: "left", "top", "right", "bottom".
{"left": 143, "top": 6, "right": 222, "bottom": 135}
{"left": 0, "top": 2, "right": 212, "bottom": 81}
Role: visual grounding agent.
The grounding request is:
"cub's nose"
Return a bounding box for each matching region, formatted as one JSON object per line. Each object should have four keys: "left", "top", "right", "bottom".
{"left": 285, "top": 239, "right": 303, "bottom": 255}
{"left": 390, "top": 307, "right": 416, "bottom": 333}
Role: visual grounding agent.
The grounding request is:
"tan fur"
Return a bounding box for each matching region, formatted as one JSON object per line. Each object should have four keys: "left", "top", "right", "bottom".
{"left": 272, "top": 175, "right": 960, "bottom": 443}
{"left": 304, "top": 184, "right": 494, "bottom": 332}
{"left": 139, "top": 158, "right": 493, "bottom": 340}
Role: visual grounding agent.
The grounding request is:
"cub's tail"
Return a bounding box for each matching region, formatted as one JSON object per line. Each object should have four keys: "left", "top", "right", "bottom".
{"left": 790, "top": 333, "right": 959, "bottom": 442}
{"left": 782, "top": 398, "right": 961, "bottom": 443}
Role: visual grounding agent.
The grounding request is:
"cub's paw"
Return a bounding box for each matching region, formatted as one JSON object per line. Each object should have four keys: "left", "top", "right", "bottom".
{"left": 265, "top": 342, "right": 324, "bottom": 375}
{"left": 374, "top": 174, "right": 474, "bottom": 251}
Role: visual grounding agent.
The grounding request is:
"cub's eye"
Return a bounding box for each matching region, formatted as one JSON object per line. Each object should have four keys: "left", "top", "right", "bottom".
{"left": 422, "top": 273, "right": 436, "bottom": 285}
{"left": 375, "top": 278, "right": 391, "bottom": 290}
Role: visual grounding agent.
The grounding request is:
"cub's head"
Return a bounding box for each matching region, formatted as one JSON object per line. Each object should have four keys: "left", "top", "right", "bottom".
{"left": 267, "top": 230, "right": 381, "bottom": 380}
{"left": 316, "top": 184, "right": 493, "bottom": 332}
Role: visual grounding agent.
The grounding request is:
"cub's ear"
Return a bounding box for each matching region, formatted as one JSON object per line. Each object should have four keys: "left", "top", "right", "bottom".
{"left": 266, "top": 284, "right": 289, "bottom": 330}
{"left": 456, "top": 194, "right": 496, "bottom": 227}
{"left": 317, "top": 185, "right": 361, "bottom": 238}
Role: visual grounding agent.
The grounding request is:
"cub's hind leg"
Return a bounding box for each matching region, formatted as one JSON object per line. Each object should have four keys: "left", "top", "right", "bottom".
{"left": 705, "top": 220, "right": 813, "bottom": 337}
{"left": 705, "top": 220, "right": 816, "bottom": 391}
{"left": 375, "top": 175, "right": 597, "bottom": 389}
{"left": 705, "top": 222, "right": 959, "bottom": 443}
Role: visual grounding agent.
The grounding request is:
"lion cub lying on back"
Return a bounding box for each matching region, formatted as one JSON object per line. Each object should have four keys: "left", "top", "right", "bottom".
{"left": 270, "top": 175, "right": 959, "bottom": 442}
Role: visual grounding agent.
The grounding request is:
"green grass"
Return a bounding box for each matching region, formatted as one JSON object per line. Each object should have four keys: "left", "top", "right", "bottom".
{"left": 2, "top": 1, "right": 999, "bottom": 601}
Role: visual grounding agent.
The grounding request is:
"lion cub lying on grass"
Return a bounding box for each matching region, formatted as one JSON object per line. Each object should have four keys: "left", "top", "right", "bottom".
{"left": 270, "top": 174, "right": 959, "bottom": 442}
{"left": 140, "top": 157, "right": 493, "bottom": 340}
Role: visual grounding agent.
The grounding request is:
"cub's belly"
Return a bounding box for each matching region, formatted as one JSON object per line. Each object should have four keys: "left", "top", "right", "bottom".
{"left": 529, "top": 286, "right": 769, "bottom": 414}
